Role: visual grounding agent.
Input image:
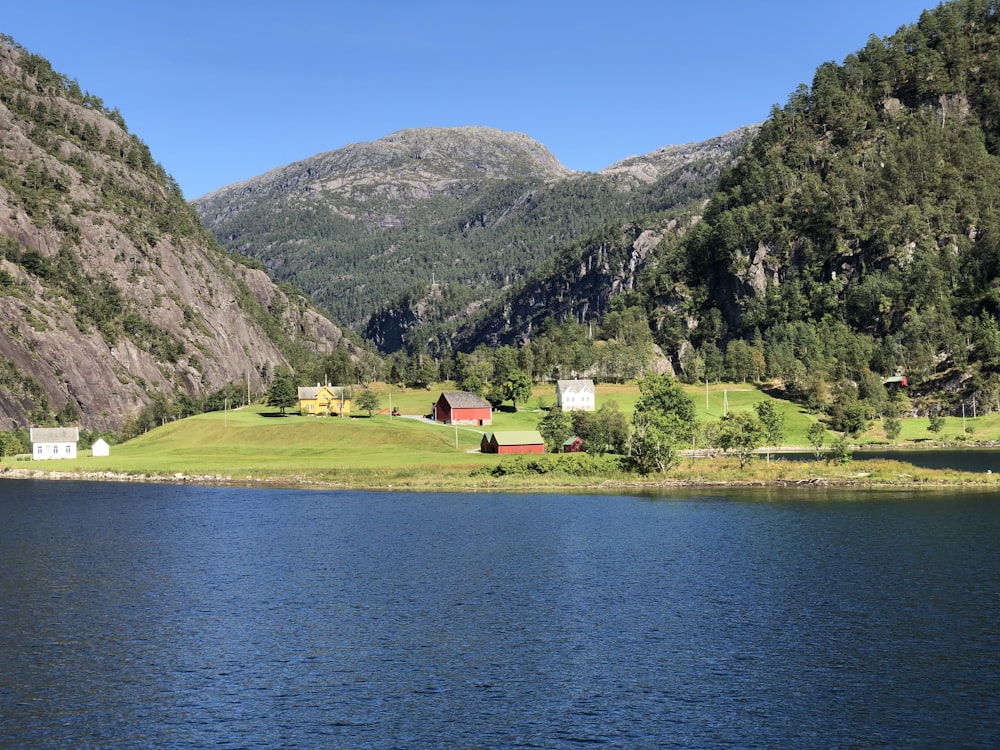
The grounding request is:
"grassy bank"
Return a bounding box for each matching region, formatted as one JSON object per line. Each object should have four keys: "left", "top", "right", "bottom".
{"left": 4, "top": 382, "right": 1000, "bottom": 490}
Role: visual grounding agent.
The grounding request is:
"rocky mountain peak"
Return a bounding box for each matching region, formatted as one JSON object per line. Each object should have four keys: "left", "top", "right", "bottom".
{"left": 195, "top": 126, "right": 573, "bottom": 227}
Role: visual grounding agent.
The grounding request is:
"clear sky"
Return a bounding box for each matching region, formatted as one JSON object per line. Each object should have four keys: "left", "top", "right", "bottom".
{"left": 6, "top": 1, "right": 938, "bottom": 199}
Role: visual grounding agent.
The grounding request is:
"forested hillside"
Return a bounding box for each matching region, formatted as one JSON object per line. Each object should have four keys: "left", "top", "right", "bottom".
{"left": 194, "top": 126, "right": 752, "bottom": 338}
{"left": 0, "top": 36, "right": 353, "bottom": 432}
{"left": 404, "top": 0, "right": 1000, "bottom": 425}
{"left": 634, "top": 0, "right": 1000, "bottom": 418}
{"left": 7, "top": 0, "right": 996, "bottom": 443}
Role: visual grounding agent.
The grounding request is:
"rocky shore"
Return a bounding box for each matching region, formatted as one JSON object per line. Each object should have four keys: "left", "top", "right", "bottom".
{"left": 0, "top": 467, "right": 236, "bottom": 485}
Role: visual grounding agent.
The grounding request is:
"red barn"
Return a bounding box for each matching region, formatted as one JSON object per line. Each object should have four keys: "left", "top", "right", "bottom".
{"left": 433, "top": 391, "right": 492, "bottom": 426}
{"left": 481, "top": 431, "right": 546, "bottom": 455}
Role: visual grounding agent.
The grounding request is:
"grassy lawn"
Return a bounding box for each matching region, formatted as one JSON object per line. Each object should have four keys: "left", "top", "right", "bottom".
{"left": 4, "top": 380, "right": 999, "bottom": 489}
{"left": 382, "top": 381, "right": 831, "bottom": 446}
{"left": 4, "top": 406, "right": 498, "bottom": 486}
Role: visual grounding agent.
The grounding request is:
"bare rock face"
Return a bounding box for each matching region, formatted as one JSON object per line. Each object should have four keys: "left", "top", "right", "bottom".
{"left": 0, "top": 39, "right": 349, "bottom": 431}
{"left": 196, "top": 126, "right": 574, "bottom": 229}
{"left": 455, "top": 221, "right": 669, "bottom": 349}
{"left": 600, "top": 125, "right": 759, "bottom": 185}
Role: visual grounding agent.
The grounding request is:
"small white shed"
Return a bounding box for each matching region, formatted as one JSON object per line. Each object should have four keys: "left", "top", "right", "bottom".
{"left": 91, "top": 438, "right": 110, "bottom": 457}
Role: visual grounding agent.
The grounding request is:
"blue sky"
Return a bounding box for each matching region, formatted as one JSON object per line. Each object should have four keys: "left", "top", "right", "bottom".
{"left": 6, "top": 1, "right": 938, "bottom": 199}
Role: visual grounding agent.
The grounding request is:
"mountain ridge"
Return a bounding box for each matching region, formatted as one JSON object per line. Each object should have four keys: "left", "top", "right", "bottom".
{"left": 194, "top": 124, "right": 754, "bottom": 337}
{"left": 196, "top": 126, "right": 574, "bottom": 227}
{"left": 0, "top": 36, "right": 352, "bottom": 431}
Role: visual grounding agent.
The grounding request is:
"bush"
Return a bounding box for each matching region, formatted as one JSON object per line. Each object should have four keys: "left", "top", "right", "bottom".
{"left": 471, "top": 453, "right": 626, "bottom": 478}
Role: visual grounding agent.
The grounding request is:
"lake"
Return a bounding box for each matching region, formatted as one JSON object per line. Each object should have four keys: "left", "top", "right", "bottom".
{"left": 1, "top": 480, "right": 997, "bottom": 748}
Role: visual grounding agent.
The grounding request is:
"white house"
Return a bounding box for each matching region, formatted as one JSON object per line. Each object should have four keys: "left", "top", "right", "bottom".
{"left": 555, "top": 379, "right": 596, "bottom": 412}
{"left": 30, "top": 427, "right": 79, "bottom": 460}
{"left": 91, "top": 438, "right": 110, "bottom": 457}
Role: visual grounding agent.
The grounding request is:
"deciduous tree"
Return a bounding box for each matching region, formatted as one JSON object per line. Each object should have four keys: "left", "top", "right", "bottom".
{"left": 754, "top": 400, "right": 785, "bottom": 462}
{"left": 502, "top": 369, "right": 533, "bottom": 409}
{"left": 633, "top": 373, "right": 697, "bottom": 444}
{"left": 808, "top": 421, "right": 826, "bottom": 460}
{"left": 713, "top": 411, "right": 765, "bottom": 469}
{"left": 356, "top": 388, "right": 381, "bottom": 417}
{"left": 883, "top": 416, "right": 902, "bottom": 443}
{"left": 537, "top": 407, "right": 573, "bottom": 452}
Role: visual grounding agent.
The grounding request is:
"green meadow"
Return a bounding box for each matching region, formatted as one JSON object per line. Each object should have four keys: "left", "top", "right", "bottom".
{"left": 3, "top": 381, "right": 1000, "bottom": 489}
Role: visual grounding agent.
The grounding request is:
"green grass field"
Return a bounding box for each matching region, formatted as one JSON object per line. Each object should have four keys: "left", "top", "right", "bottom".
{"left": 4, "top": 381, "right": 999, "bottom": 489}
{"left": 83, "top": 406, "right": 493, "bottom": 481}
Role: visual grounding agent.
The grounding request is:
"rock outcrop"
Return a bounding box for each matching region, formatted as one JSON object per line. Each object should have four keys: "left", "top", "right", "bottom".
{"left": 0, "top": 38, "right": 350, "bottom": 430}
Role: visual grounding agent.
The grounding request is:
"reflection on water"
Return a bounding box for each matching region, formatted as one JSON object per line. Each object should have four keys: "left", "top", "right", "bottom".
{"left": 1, "top": 480, "right": 997, "bottom": 748}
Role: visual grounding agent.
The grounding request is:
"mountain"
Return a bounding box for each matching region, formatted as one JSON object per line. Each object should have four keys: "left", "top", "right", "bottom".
{"left": 188, "top": 0, "right": 1000, "bottom": 422}
{"left": 631, "top": 0, "right": 1000, "bottom": 409}
{"left": 194, "top": 125, "right": 753, "bottom": 344}
{"left": 415, "top": 127, "right": 755, "bottom": 353}
{"left": 410, "top": 0, "right": 1000, "bottom": 420}
{"left": 0, "top": 36, "right": 353, "bottom": 431}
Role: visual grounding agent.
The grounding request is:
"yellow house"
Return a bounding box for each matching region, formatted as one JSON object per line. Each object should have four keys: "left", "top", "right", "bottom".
{"left": 297, "top": 384, "right": 351, "bottom": 416}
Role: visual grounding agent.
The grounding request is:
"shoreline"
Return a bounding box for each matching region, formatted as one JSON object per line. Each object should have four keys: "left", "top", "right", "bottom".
{"left": 2, "top": 464, "right": 996, "bottom": 493}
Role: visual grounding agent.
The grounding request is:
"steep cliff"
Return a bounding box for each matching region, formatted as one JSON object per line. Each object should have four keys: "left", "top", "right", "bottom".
{"left": 0, "top": 37, "right": 350, "bottom": 430}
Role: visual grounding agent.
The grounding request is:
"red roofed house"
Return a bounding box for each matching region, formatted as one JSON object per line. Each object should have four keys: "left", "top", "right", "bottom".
{"left": 433, "top": 391, "right": 492, "bottom": 426}
{"left": 480, "top": 431, "right": 546, "bottom": 454}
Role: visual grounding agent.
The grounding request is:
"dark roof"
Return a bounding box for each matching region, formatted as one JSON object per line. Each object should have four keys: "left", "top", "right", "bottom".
{"left": 30, "top": 427, "right": 79, "bottom": 443}
{"left": 440, "top": 391, "right": 491, "bottom": 409}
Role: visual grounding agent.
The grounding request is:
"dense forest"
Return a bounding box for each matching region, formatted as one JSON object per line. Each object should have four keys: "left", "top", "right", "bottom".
{"left": 641, "top": 0, "right": 1000, "bottom": 419}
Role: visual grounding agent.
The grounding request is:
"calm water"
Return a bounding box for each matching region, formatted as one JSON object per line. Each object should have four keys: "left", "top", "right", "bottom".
{"left": 1, "top": 481, "right": 998, "bottom": 749}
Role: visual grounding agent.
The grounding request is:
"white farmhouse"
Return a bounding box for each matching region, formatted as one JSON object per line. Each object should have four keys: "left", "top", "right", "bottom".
{"left": 555, "top": 379, "right": 596, "bottom": 412}
{"left": 30, "top": 427, "right": 79, "bottom": 460}
{"left": 91, "top": 438, "right": 110, "bottom": 457}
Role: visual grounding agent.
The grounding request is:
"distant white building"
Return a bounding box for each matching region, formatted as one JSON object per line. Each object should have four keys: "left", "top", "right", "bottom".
{"left": 555, "top": 379, "right": 596, "bottom": 412}
{"left": 30, "top": 427, "right": 79, "bottom": 460}
{"left": 91, "top": 438, "right": 110, "bottom": 457}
